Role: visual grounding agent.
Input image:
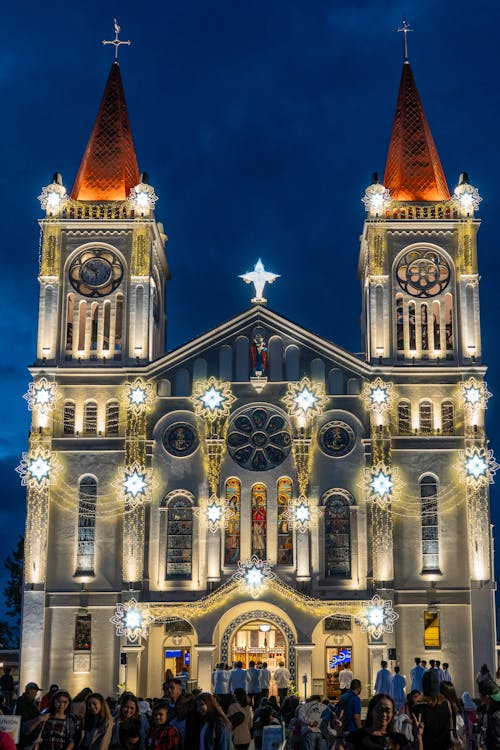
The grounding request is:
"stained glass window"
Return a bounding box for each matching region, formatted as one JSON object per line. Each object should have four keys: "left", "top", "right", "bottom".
{"left": 224, "top": 478, "right": 241, "bottom": 565}
{"left": 441, "top": 400, "right": 454, "bottom": 435}
{"left": 424, "top": 611, "right": 440, "bottom": 649}
{"left": 419, "top": 401, "right": 433, "bottom": 434}
{"left": 251, "top": 483, "right": 267, "bottom": 558}
{"left": 398, "top": 401, "right": 411, "bottom": 435}
{"left": 277, "top": 477, "right": 293, "bottom": 565}
{"left": 106, "top": 401, "right": 120, "bottom": 436}
{"left": 74, "top": 614, "right": 91, "bottom": 651}
{"left": 166, "top": 496, "right": 193, "bottom": 579}
{"left": 324, "top": 493, "right": 351, "bottom": 577}
{"left": 84, "top": 401, "right": 98, "bottom": 435}
{"left": 64, "top": 401, "right": 75, "bottom": 435}
{"left": 421, "top": 475, "right": 439, "bottom": 572}
{"left": 75, "top": 476, "right": 96, "bottom": 575}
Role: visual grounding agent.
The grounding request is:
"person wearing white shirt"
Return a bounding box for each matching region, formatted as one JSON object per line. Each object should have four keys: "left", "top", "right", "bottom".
{"left": 338, "top": 666, "right": 354, "bottom": 693}
{"left": 259, "top": 662, "right": 271, "bottom": 697}
{"left": 229, "top": 661, "right": 249, "bottom": 693}
{"left": 273, "top": 661, "right": 291, "bottom": 706}
{"left": 374, "top": 661, "right": 392, "bottom": 695}
{"left": 212, "top": 663, "right": 231, "bottom": 711}
{"left": 441, "top": 662, "right": 452, "bottom": 683}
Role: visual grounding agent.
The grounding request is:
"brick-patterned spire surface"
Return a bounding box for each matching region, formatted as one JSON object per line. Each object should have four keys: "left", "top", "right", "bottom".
{"left": 71, "top": 62, "right": 140, "bottom": 201}
{"left": 384, "top": 62, "right": 449, "bottom": 201}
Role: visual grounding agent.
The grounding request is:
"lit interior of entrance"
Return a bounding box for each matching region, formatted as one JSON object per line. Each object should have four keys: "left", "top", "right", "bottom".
{"left": 231, "top": 621, "right": 286, "bottom": 670}
{"left": 164, "top": 648, "right": 190, "bottom": 680}
{"left": 326, "top": 645, "right": 352, "bottom": 699}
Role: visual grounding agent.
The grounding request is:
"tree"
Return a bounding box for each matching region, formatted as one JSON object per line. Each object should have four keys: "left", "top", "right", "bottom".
{"left": 3, "top": 536, "right": 24, "bottom": 647}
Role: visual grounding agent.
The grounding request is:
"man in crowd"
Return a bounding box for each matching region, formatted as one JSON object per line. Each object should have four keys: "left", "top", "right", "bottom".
{"left": 247, "top": 660, "right": 261, "bottom": 708}
{"left": 410, "top": 657, "right": 426, "bottom": 692}
{"left": 0, "top": 669, "right": 14, "bottom": 711}
{"left": 212, "top": 663, "right": 230, "bottom": 712}
{"left": 390, "top": 667, "right": 407, "bottom": 712}
{"left": 374, "top": 661, "right": 392, "bottom": 695}
{"left": 164, "top": 678, "right": 183, "bottom": 724}
{"left": 260, "top": 662, "right": 271, "bottom": 698}
{"left": 338, "top": 664, "right": 354, "bottom": 695}
{"left": 273, "top": 661, "right": 291, "bottom": 707}
{"left": 441, "top": 662, "right": 453, "bottom": 683}
{"left": 15, "top": 683, "right": 47, "bottom": 750}
{"left": 229, "top": 661, "right": 249, "bottom": 693}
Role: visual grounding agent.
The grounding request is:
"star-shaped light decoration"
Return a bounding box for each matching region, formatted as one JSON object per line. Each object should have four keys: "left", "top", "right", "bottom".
{"left": 363, "top": 462, "right": 402, "bottom": 510}
{"left": 362, "top": 180, "right": 392, "bottom": 217}
{"left": 16, "top": 446, "right": 61, "bottom": 487}
{"left": 23, "top": 378, "right": 58, "bottom": 414}
{"left": 114, "top": 461, "right": 154, "bottom": 508}
{"left": 239, "top": 259, "right": 280, "bottom": 304}
{"left": 460, "top": 446, "right": 498, "bottom": 486}
{"left": 194, "top": 495, "right": 235, "bottom": 534}
{"left": 459, "top": 378, "right": 492, "bottom": 412}
{"left": 283, "top": 377, "right": 328, "bottom": 425}
{"left": 232, "top": 556, "right": 276, "bottom": 599}
{"left": 128, "top": 180, "right": 159, "bottom": 215}
{"left": 124, "top": 378, "right": 155, "bottom": 413}
{"left": 110, "top": 597, "right": 154, "bottom": 643}
{"left": 38, "top": 174, "right": 67, "bottom": 216}
{"left": 284, "top": 494, "right": 319, "bottom": 534}
{"left": 191, "top": 377, "right": 236, "bottom": 423}
{"left": 356, "top": 594, "right": 399, "bottom": 639}
{"left": 362, "top": 378, "right": 394, "bottom": 416}
{"left": 452, "top": 175, "right": 482, "bottom": 217}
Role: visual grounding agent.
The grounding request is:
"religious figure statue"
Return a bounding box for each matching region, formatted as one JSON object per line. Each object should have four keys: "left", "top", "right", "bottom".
{"left": 251, "top": 332, "right": 268, "bottom": 376}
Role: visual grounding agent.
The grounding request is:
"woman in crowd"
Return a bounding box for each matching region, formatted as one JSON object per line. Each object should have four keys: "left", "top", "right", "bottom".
{"left": 79, "top": 693, "right": 113, "bottom": 750}
{"left": 195, "top": 693, "right": 232, "bottom": 750}
{"left": 145, "top": 703, "right": 181, "bottom": 750}
{"left": 413, "top": 670, "right": 453, "bottom": 750}
{"left": 346, "top": 694, "right": 420, "bottom": 750}
{"left": 226, "top": 688, "right": 252, "bottom": 750}
{"left": 72, "top": 689, "right": 93, "bottom": 722}
{"left": 112, "top": 693, "right": 145, "bottom": 750}
{"left": 38, "top": 690, "right": 79, "bottom": 750}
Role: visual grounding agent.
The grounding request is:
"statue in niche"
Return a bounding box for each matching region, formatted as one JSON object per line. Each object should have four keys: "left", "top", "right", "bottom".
{"left": 251, "top": 330, "right": 268, "bottom": 376}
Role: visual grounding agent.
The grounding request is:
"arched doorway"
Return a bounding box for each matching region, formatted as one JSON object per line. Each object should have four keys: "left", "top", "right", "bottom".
{"left": 220, "top": 610, "right": 296, "bottom": 682}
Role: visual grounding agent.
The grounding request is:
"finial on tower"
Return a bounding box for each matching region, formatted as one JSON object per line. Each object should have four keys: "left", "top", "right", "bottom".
{"left": 102, "top": 19, "right": 131, "bottom": 60}
{"left": 397, "top": 18, "right": 413, "bottom": 63}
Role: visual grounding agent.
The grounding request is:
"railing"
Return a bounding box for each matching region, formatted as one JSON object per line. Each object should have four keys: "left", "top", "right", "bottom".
{"left": 386, "top": 203, "right": 459, "bottom": 220}
{"left": 60, "top": 201, "right": 135, "bottom": 220}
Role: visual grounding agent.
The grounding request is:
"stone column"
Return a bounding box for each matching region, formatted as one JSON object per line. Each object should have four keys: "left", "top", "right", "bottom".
{"left": 207, "top": 530, "right": 221, "bottom": 583}
{"left": 194, "top": 644, "right": 217, "bottom": 691}
{"left": 295, "top": 643, "right": 315, "bottom": 701}
{"left": 295, "top": 530, "right": 310, "bottom": 582}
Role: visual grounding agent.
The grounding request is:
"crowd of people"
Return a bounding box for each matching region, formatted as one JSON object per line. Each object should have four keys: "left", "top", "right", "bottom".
{"left": 0, "top": 658, "right": 499, "bottom": 750}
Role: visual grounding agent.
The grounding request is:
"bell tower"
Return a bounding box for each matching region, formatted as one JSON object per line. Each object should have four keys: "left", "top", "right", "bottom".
{"left": 358, "top": 29, "right": 482, "bottom": 367}
{"left": 36, "top": 61, "right": 169, "bottom": 368}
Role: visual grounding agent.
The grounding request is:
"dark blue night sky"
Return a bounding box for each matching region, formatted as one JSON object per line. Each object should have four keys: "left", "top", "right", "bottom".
{"left": 0, "top": 1, "right": 499, "bottom": 587}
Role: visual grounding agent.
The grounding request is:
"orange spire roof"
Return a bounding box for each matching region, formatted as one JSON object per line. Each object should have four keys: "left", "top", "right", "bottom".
{"left": 384, "top": 62, "right": 449, "bottom": 201}
{"left": 71, "top": 62, "right": 140, "bottom": 201}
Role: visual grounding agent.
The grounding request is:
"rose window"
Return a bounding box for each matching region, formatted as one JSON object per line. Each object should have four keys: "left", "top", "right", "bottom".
{"left": 396, "top": 249, "right": 450, "bottom": 297}
{"left": 227, "top": 406, "right": 291, "bottom": 471}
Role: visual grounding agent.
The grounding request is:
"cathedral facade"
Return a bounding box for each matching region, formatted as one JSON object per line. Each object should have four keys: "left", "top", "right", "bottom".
{"left": 19, "top": 51, "right": 496, "bottom": 699}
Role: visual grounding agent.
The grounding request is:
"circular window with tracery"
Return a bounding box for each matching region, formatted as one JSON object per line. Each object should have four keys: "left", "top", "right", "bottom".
{"left": 227, "top": 406, "right": 291, "bottom": 471}
{"left": 396, "top": 249, "right": 450, "bottom": 298}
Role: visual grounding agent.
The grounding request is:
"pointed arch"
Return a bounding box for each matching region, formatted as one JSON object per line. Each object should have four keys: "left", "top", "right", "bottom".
{"left": 224, "top": 478, "right": 241, "bottom": 565}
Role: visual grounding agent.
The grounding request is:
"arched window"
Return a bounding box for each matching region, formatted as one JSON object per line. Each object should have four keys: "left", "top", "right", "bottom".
{"left": 251, "top": 483, "right": 267, "bottom": 558}
{"left": 277, "top": 477, "right": 293, "bottom": 565}
{"left": 224, "top": 478, "right": 241, "bottom": 565}
{"left": 398, "top": 400, "right": 412, "bottom": 435}
{"left": 75, "top": 476, "right": 97, "bottom": 575}
{"left": 63, "top": 401, "right": 76, "bottom": 435}
{"left": 91, "top": 303, "right": 99, "bottom": 351}
{"left": 84, "top": 401, "right": 98, "bottom": 435}
{"left": 408, "top": 302, "right": 416, "bottom": 350}
{"left": 65, "top": 294, "right": 74, "bottom": 351}
{"left": 115, "top": 294, "right": 123, "bottom": 351}
{"left": 166, "top": 496, "right": 193, "bottom": 579}
{"left": 441, "top": 400, "right": 454, "bottom": 435}
{"left": 419, "top": 401, "right": 433, "bottom": 434}
{"left": 396, "top": 296, "right": 404, "bottom": 351}
{"left": 420, "top": 475, "right": 439, "bottom": 572}
{"left": 324, "top": 493, "right": 351, "bottom": 577}
{"left": 103, "top": 301, "right": 111, "bottom": 351}
{"left": 421, "top": 304, "right": 429, "bottom": 350}
{"left": 445, "top": 294, "right": 453, "bottom": 351}
{"left": 432, "top": 301, "right": 441, "bottom": 351}
{"left": 78, "top": 300, "right": 87, "bottom": 351}
{"left": 106, "top": 401, "right": 120, "bottom": 436}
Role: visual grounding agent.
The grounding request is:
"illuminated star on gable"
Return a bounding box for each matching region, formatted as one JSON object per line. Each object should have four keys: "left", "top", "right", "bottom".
{"left": 294, "top": 387, "right": 318, "bottom": 413}
{"left": 370, "top": 387, "right": 388, "bottom": 406}
{"left": 200, "top": 386, "right": 225, "bottom": 411}
{"left": 239, "top": 259, "right": 280, "bottom": 304}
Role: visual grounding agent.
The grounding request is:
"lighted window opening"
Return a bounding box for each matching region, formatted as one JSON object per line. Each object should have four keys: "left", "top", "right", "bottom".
{"left": 277, "top": 477, "right": 293, "bottom": 565}
{"left": 251, "top": 483, "right": 267, "bottom": 558}
{"left": 105, "top": 401, "right": 120, "bottom": 436}
{"left": 78, "top": 300, "right": 86, "bottom": 351}
{"left": 84, "top": 401, "right": 98, "bottom": 435}
{"left": 424, "top": 611, "right": 440, "bottom": 649}
{"left": 102, "top": 302, "right": 111, "bottom": 351}
{"left": 432, "top": 301, "right": 441, "bottom": 350}
{"left": 445, "top": 294, "right": 453, "bottom": 351}
{"left": 408, "top": 301, "right": 416, "bottom": 350}
{"left": 224, "top": 478, "right": 241, "bottom": 565}
{"left": 419, "top": 401, "right": 433, "bottom": 435}
{"left": 66, "top": 294, "right": 74, "bottom": 350}
{"left": 115, "top": 295, "right": 123, "bottom": 351}
{"left": 75, "top": 476, "right": 96, "bottom": 575}
{"left": 421, "top": 304, "right": 429, "bottom": 351}
{"left": 398, "top": 400, "right": 411, "bottom": 435}
{"left": 396, "top": 296, "right": 404, "bottom": 351}
{"left": 324, "top": 493, "right": 351, "bottom": 578}
{"left": 91, "top": 303, "right": 99, "bottom": 351}
{"left": 441, "top": 400, "right": 454, "bottom": 435}
{"left": 63, "top": 401, "right": 76, "bottom": 435}
{"left": 166, "top": 497, "right": 193, "bottom": 580}
{"left": 420, "top": 475, "right": 439, "bottom": 572}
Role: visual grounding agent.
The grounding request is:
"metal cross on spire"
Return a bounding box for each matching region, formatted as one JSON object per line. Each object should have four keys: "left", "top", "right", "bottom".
{"left": 239, "top": 259, "right": 280, "bottom": 304}
{"left": 102, "top": 19, "right": 131, "bottom": 60}
{"left": 397, "top": 18, "right": 413, "bottom": 63}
